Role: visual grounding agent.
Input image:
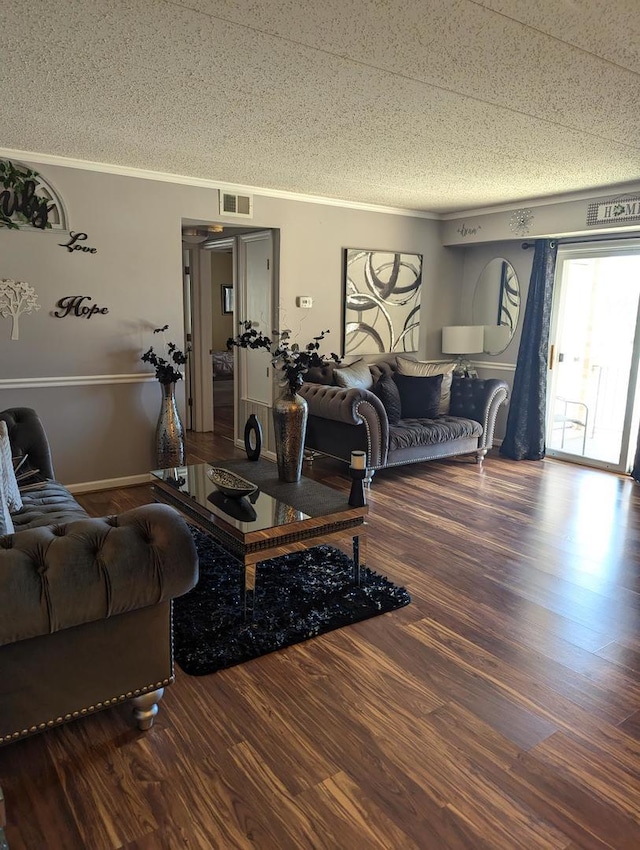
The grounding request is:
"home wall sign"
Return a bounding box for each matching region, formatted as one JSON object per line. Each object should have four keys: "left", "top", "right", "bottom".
{"left": 586, "top": 196, "right": 640, "bottom": 226}
{"left": 0, "top": 279, "right": 41, "bottom": 340}
{"left": 0, "top": 159, "right": 67, "bottom": 230}
{"left": 343, "top": 248, "right": 422, "bottom": 355}
{"left": 53, "top": 295, "right": 109, "bottom": 319}
{"left": 58, "top": 231, "right": 97, "bottom": 254}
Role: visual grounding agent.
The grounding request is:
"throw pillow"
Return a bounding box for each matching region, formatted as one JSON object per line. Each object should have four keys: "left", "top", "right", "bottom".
{"left": 334, "top": 359, "right": 373, "bottom": 390}
{"left": 371, "top": 374, "right": 402, "bottom": 425}
{"left": 0, "top": 486, "right": 14, "bottom": 535}
{"left": 396, "top": 357, "right": 457, "bottom": 414}
{"left": 393, "top": 373, "right": 443, "bottom": 420}
{"left": 0, "top": 421, "right": 22, "bottom": 512}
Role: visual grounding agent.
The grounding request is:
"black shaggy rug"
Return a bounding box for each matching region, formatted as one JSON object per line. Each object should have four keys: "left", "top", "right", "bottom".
{"left": 173, "top": 528, "right": 411, "bottom": 675}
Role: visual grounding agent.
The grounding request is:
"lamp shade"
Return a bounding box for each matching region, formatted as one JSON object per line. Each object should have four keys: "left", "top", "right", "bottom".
{"left": 441, "top": 325, "right": 484, "bottom": 355}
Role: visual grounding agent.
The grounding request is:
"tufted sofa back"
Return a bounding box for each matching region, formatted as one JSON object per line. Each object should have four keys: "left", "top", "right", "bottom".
{"left": 0, "top": 407, "right": 54, "bottom": 480}
{"left": 449, "top": 377, "right": 493, "bottom": 420}
{"left": 305, "top": 355, "right": 402, "bottom": 387}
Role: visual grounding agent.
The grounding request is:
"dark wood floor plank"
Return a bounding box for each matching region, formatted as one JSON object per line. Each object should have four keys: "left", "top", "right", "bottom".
{"left": 405, "top": 601, "right": 640, "bottom": 725}
{"left": 428, "top": 705, "right": 619, "bottom": 850}
{"left": 2, "top": 441, "right": 640, "bottom": 849}
{"left": 511, "top": 749, "right": 640, "bottom": 850}
{"left": 618, "top": 710, "right": 640, "bottom": 741}
{"left": 295, "top": 770, "right": 424, "bottom": 850}
{"left": 532, "top": 730, "right": 640, "bottom": 819}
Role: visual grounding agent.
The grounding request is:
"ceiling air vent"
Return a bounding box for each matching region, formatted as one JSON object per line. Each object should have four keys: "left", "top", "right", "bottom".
{"left": 219, "top": 190, "right": 253, "bottom": 218}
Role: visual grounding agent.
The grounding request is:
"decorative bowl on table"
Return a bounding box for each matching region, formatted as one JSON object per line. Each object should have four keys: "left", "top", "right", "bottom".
{"left": 207, "top": 467, "right": 258, "bottom": 499}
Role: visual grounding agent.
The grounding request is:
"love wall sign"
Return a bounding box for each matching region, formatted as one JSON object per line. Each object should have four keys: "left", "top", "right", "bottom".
{"left": 58, "top": 231, "right": 97, "bottom": 253}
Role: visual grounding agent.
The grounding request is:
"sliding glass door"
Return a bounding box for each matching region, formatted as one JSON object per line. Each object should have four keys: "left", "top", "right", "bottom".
{"left": 546, "top": 242, "right": 640, "bottom": 472}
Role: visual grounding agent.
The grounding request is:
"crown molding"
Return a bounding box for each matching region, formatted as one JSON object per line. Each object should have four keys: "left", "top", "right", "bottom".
{"left": 0, "top": 147, "right": 438, "bottom": 220}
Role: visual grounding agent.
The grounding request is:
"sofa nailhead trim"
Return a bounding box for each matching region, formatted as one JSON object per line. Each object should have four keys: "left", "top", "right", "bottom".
{"left": 1, "top": 677, "right": 172, "bottom": 743}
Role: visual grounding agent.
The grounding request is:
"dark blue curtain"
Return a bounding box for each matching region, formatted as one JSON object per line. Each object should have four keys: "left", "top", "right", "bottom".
{"left": 632, "top": 433, "right": 640, "bottom": 481}
{"left": 500, "top": 239, "right": 558, "bottom": 460}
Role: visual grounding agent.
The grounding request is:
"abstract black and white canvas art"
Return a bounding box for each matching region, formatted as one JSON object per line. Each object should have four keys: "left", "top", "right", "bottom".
{"left": 343, "top": 249, "right": 422, "bottom": 355}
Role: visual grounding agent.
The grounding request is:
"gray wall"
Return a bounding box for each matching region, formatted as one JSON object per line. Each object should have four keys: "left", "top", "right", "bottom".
{"left": 0, "top": 158, "right": 453, "bottom": 486}
{"left": 442, "top": 187, "right": 640, "bottom": 440}
{"left": 450, "top": 241, "right": 534, "bottom": 437}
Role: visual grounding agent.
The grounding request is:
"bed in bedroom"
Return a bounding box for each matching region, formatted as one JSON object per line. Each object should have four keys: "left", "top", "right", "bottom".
{"left": 212, "top": 349, "right": 234, "bottom": 379}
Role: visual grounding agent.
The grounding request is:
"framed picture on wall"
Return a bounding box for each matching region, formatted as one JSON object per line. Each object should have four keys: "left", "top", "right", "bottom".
{"left": 342, "top": 248, "right": 422, "bottom": 355}
{"left": 221, "top": 285, "right": 234, "bottom": 314}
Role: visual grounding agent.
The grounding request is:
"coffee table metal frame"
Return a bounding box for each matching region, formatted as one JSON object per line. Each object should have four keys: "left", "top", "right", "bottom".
{"left": 151, "top": 460, "right": 367, "bottom": 616}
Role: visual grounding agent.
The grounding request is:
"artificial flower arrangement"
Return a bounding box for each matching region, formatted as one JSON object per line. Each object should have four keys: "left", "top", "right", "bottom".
{"left": 141, "top": 325, "right": 187, "bottom": 384}
{"left": 227, "top": 321, "right": 342, "bottom": 394}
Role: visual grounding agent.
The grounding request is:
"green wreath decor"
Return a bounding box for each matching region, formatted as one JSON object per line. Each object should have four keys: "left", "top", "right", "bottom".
{"left": 0, "top": 159, "right": 52, "bottom": 230}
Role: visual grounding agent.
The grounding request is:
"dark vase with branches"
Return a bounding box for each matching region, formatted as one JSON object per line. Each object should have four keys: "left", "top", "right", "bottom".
{"left": 141, "top": 325, "right": 188, "bottom": 468}
{"left": 227, "top": 321, "right": 341, "bottom": 481}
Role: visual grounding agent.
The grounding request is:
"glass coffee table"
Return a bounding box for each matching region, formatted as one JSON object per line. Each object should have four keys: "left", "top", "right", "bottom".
{"left": 151, "top": 458, "right": 368, "bottom": 616}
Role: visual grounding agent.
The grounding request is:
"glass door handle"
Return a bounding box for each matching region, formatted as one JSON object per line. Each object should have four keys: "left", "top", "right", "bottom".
{"left": 549, "top": 344, "right": 555, "bottom": 370}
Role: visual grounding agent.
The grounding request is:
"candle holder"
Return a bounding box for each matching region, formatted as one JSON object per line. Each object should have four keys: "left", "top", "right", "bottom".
{"left": 348, "top": 466, "right": 367, "bottom": 507}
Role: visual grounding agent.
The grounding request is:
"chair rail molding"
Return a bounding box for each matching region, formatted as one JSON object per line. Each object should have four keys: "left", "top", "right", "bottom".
{"left": 0, "top": 373, "right": 156, "bottom": 390}
{"left": 473, "top": 360, "right": 516, "bottom": 372}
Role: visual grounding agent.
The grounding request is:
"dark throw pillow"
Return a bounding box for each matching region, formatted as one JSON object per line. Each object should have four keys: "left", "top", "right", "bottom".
{"left": 393, "top": 372, "right": 443, "bottom": 420}
{"left": 371, "top": 374, "right": 402, "bottom": 425}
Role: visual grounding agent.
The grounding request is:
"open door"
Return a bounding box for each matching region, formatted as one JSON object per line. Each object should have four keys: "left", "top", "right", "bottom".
{"left": 236, "top": 231, "right": 276, "bottom": 455}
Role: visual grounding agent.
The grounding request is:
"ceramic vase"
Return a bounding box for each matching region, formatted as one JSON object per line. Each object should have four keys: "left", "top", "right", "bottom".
{"left": 243, "top": 413, "right": 262, "bottom": 461}
{"left": 272, "top": 389, "right": 308, "bottom": 482}
{"left": 156, "top": 382, "right": 185, "bottom": 468}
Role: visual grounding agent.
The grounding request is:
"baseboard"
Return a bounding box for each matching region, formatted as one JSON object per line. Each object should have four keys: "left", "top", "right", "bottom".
{"left": 65, "top": 474, "right": 152, "bottom": 494}
{"left": 232, "top": 438, "right": 277, "bottom": 463}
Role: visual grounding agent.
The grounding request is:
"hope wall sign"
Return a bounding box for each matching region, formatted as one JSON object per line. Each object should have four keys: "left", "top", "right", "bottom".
{"left": 53, "top": 296, "right": 109, "bottom": 319}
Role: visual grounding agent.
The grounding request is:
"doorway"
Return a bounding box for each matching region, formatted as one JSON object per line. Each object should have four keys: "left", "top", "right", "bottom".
{"left": 546, "top": 241, "right": 640, "bottom": 472}
{"left": 205, "top": 237, "right": 236, "bottom": 441}
{"left": 181, "top": 223, "right": 278, "bottom": 450}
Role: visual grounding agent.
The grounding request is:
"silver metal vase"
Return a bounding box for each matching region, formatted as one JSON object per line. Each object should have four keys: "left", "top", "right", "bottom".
{"left": 156, "top": 382, "right": 185, "bottom": 468}
{"left": 272, "top": 389, "right": 308, "bottom": 482}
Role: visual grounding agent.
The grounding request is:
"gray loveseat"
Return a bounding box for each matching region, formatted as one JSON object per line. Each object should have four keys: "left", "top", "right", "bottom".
{"left": 0, "top": 407, "right": 199, "bottom": 748}
{"left": 299, "top": 358, "right": 509, "bottom": 481}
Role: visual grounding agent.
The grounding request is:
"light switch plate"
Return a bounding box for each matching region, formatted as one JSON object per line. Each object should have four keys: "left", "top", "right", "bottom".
{"left": 297, "top": 296, "right": 313, "bottom": 308}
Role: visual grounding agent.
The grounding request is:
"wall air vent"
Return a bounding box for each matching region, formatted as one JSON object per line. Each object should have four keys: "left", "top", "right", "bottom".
{"left": 219, "top": 190, "right": 253, "bottom": 218}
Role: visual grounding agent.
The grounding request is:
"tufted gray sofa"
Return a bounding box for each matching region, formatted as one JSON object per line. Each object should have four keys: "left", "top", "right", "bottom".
{"left": 300, "top": 358, "right": 509, "bottom": 481}
{"left": 0, "top": 407, "right": 199, "bottom": 748}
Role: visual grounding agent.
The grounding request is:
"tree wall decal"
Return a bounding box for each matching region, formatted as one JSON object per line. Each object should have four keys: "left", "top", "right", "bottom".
{"left": 0, "top": 279, "right": 41, "bottom": 340}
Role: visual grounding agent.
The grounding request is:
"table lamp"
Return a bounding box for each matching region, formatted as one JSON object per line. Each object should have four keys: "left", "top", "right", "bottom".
{"left": 441, "top": 325, "right": 484, "bottom": 376}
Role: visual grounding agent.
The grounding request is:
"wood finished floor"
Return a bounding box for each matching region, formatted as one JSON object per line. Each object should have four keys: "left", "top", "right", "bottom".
{"left": 1, "top": 434, "right": 640, "bottom": 849}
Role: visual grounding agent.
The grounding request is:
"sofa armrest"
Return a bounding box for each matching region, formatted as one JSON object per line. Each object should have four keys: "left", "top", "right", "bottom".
{"left": 299, "top": 383, "right": 389, "bottom": 467}
{"left": 450, "top": 378, "right": 509, "bottom": 449}
{"left": 0, "top": 504, "right": 199, "bottom": 648}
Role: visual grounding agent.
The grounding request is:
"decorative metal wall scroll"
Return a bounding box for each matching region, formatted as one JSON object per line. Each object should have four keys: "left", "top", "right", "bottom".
{"left": 509, "top": 208, "right": 533, "bottom": 236}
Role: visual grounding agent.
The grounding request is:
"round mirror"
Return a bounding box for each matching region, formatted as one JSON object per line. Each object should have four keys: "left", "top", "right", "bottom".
{"left": 472, "top": 258, "right": 520, "bottom": 355}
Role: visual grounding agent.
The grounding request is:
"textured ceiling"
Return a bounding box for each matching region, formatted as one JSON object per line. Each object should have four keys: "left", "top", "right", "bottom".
{"left": 1, "top": 0, "right": 639, "bottom": 213}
